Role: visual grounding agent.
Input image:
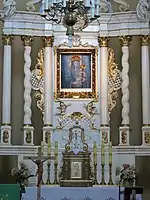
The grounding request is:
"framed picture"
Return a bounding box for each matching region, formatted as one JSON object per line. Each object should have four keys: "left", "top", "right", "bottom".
{"left": 71, "top": 161, "right": 82, "bottom": 179}
{"left": 55, "top": 46, "right": 98, "bottom": 99}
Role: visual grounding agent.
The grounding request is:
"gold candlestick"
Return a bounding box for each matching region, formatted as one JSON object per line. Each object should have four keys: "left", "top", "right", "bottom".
{"left": 53, "top": 141, "right": 58, "bottom": 184}
{"left": 108, "top": 164, "right": 113, "bottom": 185}
{"left": 100, "top": 164, "right": 106, "bottom": 185}
{"left": 93, "top": 141, "right": 97, "bottom": 164}
{"left": 109, "top": 141, "right": 112, "bottom": 165}
{"left": 101, "top": 139, "right": 105, "bottom": 165}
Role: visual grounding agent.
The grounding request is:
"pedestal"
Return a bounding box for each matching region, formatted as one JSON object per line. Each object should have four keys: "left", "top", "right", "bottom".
{"left": 1, "top": 125, "right": 11, "bottom": 145}
{"left": 43, "top": 125, "right": 53, "bottom": 145}
{"left": 23, "top": 125, "right": 34, "bottom": 145}
{"left": 119, "top": 126, "right": 130, "bottom": 145}
{"left": 142, "top": 125, "right": 150, "bottom": 145}
{"left": 100, "top": 125, "right": 110, "bottom": 145}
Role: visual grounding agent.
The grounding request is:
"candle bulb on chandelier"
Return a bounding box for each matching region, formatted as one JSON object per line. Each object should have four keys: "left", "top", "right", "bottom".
{"left": 109, "top": 141, "right": 112, "bottom": 165}
{"left": 93, "top": 141, "right": 97, "bottom": 164}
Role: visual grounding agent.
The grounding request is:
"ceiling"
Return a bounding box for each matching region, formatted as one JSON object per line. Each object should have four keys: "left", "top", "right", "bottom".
{"left": 0, "top": 0, "right": 139, "bottom": 11}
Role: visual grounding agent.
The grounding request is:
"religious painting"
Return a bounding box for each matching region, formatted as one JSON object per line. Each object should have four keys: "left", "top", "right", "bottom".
{"left": 55, "top": 47, "right": 97, "bottom": 99}
{"left": 71, "top": 161, "right": 82, "bottom": 179}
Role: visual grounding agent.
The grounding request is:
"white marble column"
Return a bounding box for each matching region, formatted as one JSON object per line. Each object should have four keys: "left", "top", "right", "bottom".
{"left": 119, "top": 36, "right": 132, "bottom": 145}
{"left": 42, "top": 36, "right": 54, "bottom": 145}
{"left": 21, "top": 36, "right": 34, "bottom": 145}
{"left": 98, "top": 37, "right": 110, "bottom": 145}
{"left": 140, "top": 36, "right": 150, "bottom": 145}
{"left": 1, "top": 35, "right": 13, "bottom": 145}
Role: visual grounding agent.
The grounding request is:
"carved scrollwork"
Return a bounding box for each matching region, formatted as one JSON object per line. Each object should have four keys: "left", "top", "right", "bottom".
{"left": 31, "top": 48, "right": 44, "bottom": 114}
{"left": 108, "top": 48, "right": 122, "bottom": 115}
{"left": 136, "top": 0, "right": 150, "bottom": 20}
{"left": 2, "top": 0, "right": 16, "bottom": 19}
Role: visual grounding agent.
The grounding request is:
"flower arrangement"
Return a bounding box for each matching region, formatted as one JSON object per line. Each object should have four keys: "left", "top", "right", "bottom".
{"left": 116, "top": 164, "right": 136, "bottom": 186}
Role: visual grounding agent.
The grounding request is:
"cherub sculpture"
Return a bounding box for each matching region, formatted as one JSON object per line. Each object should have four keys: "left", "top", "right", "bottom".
{"left": 83, "top": 100, "right": 98, "bottom": 118}
{"left": 3, "top": 0, "right": 16, "bottom": 18}
{"left": 56, "top": 100, "right": 71, "bottom": 116}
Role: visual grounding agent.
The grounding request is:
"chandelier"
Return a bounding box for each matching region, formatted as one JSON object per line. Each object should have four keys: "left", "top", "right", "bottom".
{"left": 42, "top": 0, "right": 100, "bottom": 46}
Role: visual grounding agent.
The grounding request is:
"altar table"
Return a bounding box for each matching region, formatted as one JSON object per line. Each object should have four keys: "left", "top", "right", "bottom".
{"left": 22, "top": 186, "right": 142, "bottom": 200}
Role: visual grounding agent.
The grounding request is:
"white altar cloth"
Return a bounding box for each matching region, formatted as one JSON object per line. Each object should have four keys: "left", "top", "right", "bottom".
{"left": 22, "top": 186, "right": 142, "bottom": 200}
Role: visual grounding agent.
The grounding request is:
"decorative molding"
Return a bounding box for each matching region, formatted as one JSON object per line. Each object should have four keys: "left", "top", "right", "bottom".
{"left": 136, "top": 0, "right": 150, "bottom": 20}
{"left": 2, "top": 35, "right": 13, "bottom": 45}
{"left": 31, "top": 48, "right": 44, "bottom": 114}
{"left": 140, "top": 35, "right": 150, "bottom": 46}
{"left": 43, "top": 36, "right": 54, "bottom": 47}
{"left": 21, "top": 36, "right": 34, "bottom": 46}
{"left": 119, "top": 36, "right": 132, "bottom": 47}
{"left": 98, "top": 37, "right": 109, "bottom": 47}
{"left": 108, "top": 48, "right": 122, "bottom": 115}
{"left": 2, "top": 12, "right": 150, "bottom": 37}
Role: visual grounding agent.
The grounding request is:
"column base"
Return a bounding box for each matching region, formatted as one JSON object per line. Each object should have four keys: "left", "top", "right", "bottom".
{"left": 0, "top": 125, "right": 12, "bottom": 145}
{"left": 119, "top": 125, "right": 130, "bottom": 145}
{"left": 142, "top": 125, "right": 150, "bottom": 145}
{"left": 23, "top": 125, "right": 34, "bottom": 145}
{"left": 43, "top": 125, "right": 53, "bottom": 145}
{"left": 100, "top": 125, "right": 110, "bottom": 145}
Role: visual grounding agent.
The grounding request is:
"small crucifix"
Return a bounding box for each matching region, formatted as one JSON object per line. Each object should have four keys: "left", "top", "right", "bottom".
{"left": 29, "top": 146, "right": 55, "bottom": 200}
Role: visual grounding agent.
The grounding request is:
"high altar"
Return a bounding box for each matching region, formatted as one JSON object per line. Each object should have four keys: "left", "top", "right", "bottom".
{"left": 0, "top": 0, "right": 149, "bottom": 199}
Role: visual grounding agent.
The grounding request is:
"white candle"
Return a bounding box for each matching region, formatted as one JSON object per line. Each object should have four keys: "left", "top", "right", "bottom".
{"left": 45, "top": 0, "right": 49, "bottom": 9}
{"left": 91, "top": 0, "right": 95, "bottom": 18}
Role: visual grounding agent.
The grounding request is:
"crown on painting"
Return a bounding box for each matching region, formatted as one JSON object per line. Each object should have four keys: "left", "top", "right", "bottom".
{"left": 71, "top": 55, "right": 80, "bottom": 61}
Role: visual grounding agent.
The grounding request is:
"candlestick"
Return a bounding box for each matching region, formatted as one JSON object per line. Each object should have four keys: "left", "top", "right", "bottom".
{"left": 100, "top": 164, "right": 106, "bottom": 185}
{"left": 93, "top": 141, "right": 97, "bottom": 164}
{"left": 41, "top": 141, "right": 44, "bottom": 154}
{"left": 101, "top": 139, "right": 105, "bottom": 165}
{"left": 54, "top": 141, "right": 58, "bottom": 164}
{"left": 91, "top": 0, "right": 95, "bottom": 18}
{"left": 109, "top": 141, "right": 112, "bottom": 165}
{"left": 108, "top": 163, "right": 113, "bottom": 185}
{"left": 47, "top": 135, "right": 51, "bottom": 155}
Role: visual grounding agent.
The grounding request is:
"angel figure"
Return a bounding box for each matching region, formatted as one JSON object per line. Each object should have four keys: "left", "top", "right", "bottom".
{"left": 83, "top": 100, "right": 97, "bottom": 117}
{"left": 3, "top": 0, "right": 16, "bottom": 18}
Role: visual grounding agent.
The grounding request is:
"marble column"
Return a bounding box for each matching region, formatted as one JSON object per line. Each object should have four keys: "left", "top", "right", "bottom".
{"left": 1, "top": 35, "right": 13, "bottom": 145}
{"left": 119, "top": 36, "right": 132, "bottom": 145}
{"left": 21, "top": 36, "right": 34, "bottom": 145}
{"left": 140, "top": 36, "right": 150, "bottom": 145}
{"left": 42, "top": 36, "right": 54, "bottom": 145}
{"left": 98, "top": 37, "right": 110, "bottom": 145}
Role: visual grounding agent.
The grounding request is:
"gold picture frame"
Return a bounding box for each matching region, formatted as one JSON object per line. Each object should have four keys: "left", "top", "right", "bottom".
{"left": 55, "top": 46, "right": 98, "bottom": 99}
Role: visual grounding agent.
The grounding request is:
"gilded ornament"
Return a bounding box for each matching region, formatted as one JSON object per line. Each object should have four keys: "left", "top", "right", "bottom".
{"left": 140, "top": 35, "right": 150, "bottom": 46}
{"left": 3, "top": 130, "right": 9, "bottom": 143}
{"left": 144, "top": 132, "right": 150, "bottom": 144}
{"left": 21, "top": 36, "right": 34, "bottom": 46}
{"left": 2, "top": 35, "right": 13, "bottom": 45}
{"left": 45, "top": 132, "right": 50, "bottom": 144}
{"left": 102, "top": 132, "right": 108, "bottom": 144}
{"left": 108, "top": 48, "right": 122, "bottom": 114}
{"left": 83, "top": 100, "right": 99, "bottom": 118}
{"left": 43, "top": 36, "right": 54, "bottom": 47}
{"left": 119, "top": 36, "right": 132, "bottom": 46}
{"left": 25, "top": 130, "right": 32, "bottom": 144}
{"left": 56, "top": 100, "right": 71, "bottom": 116}
{"left": 71, "top": 112, "right": 83, "bottom": 120}
{"left": 98, "top": 37, "right": 109, "bottom": 47}
{"left": 121, "top": 131, "right": 127, "bottom": 144}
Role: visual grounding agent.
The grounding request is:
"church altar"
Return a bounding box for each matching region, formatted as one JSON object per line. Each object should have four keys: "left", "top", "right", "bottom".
{"left": 22, "top": 186, "right": 142, "bottom": 200}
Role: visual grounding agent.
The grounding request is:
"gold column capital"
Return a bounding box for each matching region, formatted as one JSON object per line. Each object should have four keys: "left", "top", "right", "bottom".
{"left": 140, "top": 35, "right": 150, "bottom": 46}
{"left": 2, "top": 35, "right": 14, "bottom": 45}
{"left": 43, "top": 36, "right": 54, "bottom": 47}
{"left": 21, "top": 36, "right": 34, "bottom": 46}
{"left": 98, "top": 37, "right": 109, "bottom": 47}
{"left": 119, "top": 36, "right": 132, "bottom": 46}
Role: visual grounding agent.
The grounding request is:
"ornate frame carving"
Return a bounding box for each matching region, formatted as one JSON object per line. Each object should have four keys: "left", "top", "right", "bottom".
{"left": 54, "top": 46, "right": 98, "bottom": 99}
